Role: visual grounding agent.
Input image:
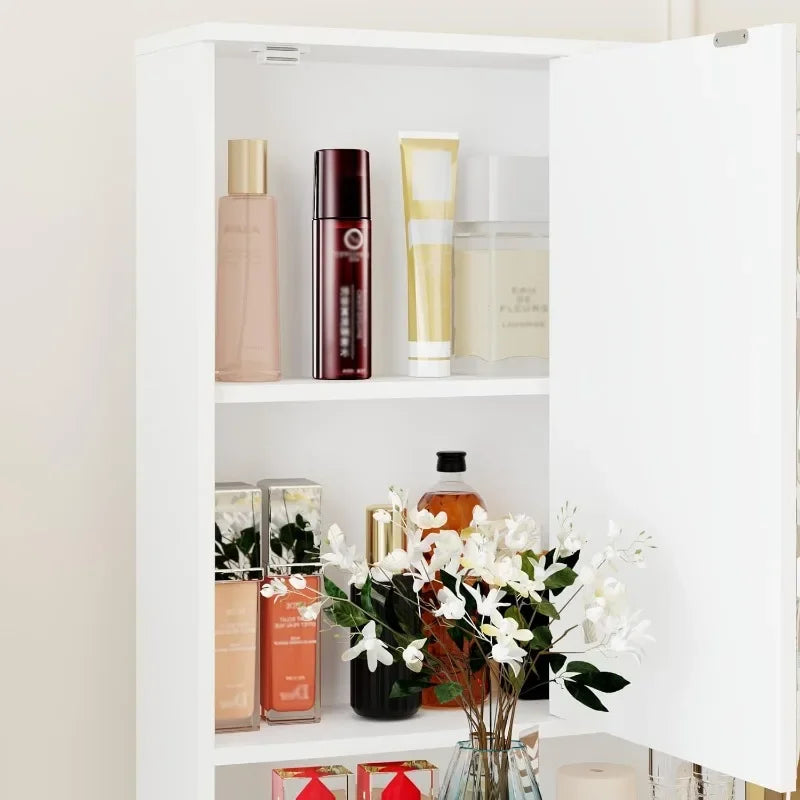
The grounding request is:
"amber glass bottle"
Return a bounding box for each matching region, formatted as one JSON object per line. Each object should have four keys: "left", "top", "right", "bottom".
{"left": 418, "top": 451, "right": 486, "bottom": 709}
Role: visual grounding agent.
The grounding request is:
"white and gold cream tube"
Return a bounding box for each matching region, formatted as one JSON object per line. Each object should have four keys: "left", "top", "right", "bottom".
{"left": 399, "top": 132, "right": 459, "bottom": 377}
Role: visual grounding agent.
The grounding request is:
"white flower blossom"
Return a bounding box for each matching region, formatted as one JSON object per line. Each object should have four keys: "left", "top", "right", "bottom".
{"left": 428, "top": 529, "right": 464, "bottom": 574}
{"left": 481, "top": 610, "right": 534, "bottom": 646}
{"left": 342, "top": 621, "right": 395, "bottom": 672}
{"left": 463, "top": 584, "right": 509, "bottom": 617}
{"left": 531, "top": 555, "right": 567, "bottom": 586}
{"left": 298, "top": 601, "right": 323, "bottom": 620}
{"left": 461, "top": 531, "right": 500, "bottom": 581}
{"left": 606, "top": 611, "right": 654, "bottom": 662}
{"left": 260, "top": 578, "right": 288, "bottom": 599}
{"left": 322, "top": 523, "right": 357, "bottom": 570}
{"left": 491, "top": 640, "right": 528, "bottom": 676}
{"left": 402, "top": 638, "right": 427, "bottom": 673}
{"left": 503, "top": 514, "right": 540, "bottom": 552}
{"left": 434, "top": 585, "right": 467, "bottom": 620}
{"left": 410, "top": 507, "right": 448, "bottom": 530}
{"left": 471, "top": 505, "right": 489, "bottom": 526}
{"left": 348, "top": 559, "right": 369, "bottom": 589}
{"left": 289, "top": 574, "right": 307, "bottom": 590}
{"left": 608, "top": 520, "right": 622, "bottom": 541}
{"left": 371, "top": 548, "right": 411, "bottom": 582}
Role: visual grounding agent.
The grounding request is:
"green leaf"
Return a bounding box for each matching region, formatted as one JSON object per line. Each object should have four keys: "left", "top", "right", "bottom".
{"left": 359, "top": 576, "right": 375, "bottom": 617}
{"left": 572, "top": 671, "right": 630, "bottom": 694}
{"left": 530, "top": 625, "right": 553, "bottom": 650}
{"left": 544, "top": 567, "right": 578, "bottom": 590}
{"left": 565, "top": 660, "right": 599, "bottom": 675}
{"left": 447, "top": 624, "right": 465, "bottom": 648}
{"left": 324, "top": 575, "right": 347, "bottom": 601}
{"left": 536, "top": 600, "right": 560, "bottom": 619}
{"left": 390, "top": 678, "right": 432, "bottom": 698}
{"left": 324, "top": 599, "right": 368, "bottom": 628}
{"left": 434, "top": 682, "right": 463, "bottom": 704}
{"left": 549, "top": 653, "right": 567, "bottom": 674}
{"left": 392, "top": 577, "right": 421, "bottom": 637}
{"left": 440, "top": 570, "right": 458, "bottom": 595}
{"left": 565, "top": 679, "right": 608, "bottom": 712}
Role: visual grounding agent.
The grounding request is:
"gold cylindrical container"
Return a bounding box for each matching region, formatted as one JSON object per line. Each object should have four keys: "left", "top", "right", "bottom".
{"left": 228, "top": 139, "right": 268, "bottom": 195}
{"left": 366, "top": 504, "right": 404, "bottom": 562}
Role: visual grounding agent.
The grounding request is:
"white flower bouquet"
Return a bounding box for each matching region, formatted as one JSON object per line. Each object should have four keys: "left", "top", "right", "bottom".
{"left": 261, "top": 489, "right": 654, "bottom": 750}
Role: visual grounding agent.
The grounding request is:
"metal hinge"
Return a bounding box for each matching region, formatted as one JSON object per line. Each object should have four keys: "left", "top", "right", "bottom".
{"left": 713, "top": 29, "right": 749, "bottom": 48}
{"left": 250, "top": 44, "right": 308, "bottom": 65}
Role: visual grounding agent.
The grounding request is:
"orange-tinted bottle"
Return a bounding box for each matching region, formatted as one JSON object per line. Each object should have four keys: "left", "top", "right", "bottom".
{"left": 418, "top": 451, "right": 486, "bottom": 709}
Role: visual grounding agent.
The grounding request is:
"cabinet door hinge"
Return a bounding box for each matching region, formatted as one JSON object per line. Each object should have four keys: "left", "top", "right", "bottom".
{"left": 714, "top": 30, "right": 749, "bottom": 48}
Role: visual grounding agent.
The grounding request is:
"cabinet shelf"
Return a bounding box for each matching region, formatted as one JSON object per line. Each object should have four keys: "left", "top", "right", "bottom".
{"left": 214, "top": 701, "right": 591, "bottom": 766}
{"left": 215, "top": 375, "right": 549, "bottom": 404}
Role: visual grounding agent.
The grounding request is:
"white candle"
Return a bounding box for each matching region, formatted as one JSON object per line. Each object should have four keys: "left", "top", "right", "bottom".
{"left": 557, "top": 762, "right": 636, "bottom": 800}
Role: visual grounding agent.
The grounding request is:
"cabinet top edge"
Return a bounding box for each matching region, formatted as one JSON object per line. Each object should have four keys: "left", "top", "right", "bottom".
{"left": 134, "top": 21, "right": 628, "bottom": 60}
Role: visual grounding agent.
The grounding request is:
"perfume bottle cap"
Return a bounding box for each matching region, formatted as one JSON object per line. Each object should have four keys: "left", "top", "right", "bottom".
{"left": 436, "top": 451, "right": 467, "bottom": 473}
{"left": 314, "top": 149, "right": 371, "bottom": 219}
{"left": 456, "top": 155, "right": 548, "bottom": 223}
{"left": 228, "top": 139, "right": 268, "bottom": 195}
{"left": 366, "top": 505, "right": 405, "bottom": 562}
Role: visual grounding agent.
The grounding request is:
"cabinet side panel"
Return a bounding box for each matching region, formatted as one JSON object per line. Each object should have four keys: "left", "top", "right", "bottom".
{"left": 549, "top": 24, "right": 796, "bottom": 790}
{"left": 136, "top": 42, "right": 216, "bottom": 800}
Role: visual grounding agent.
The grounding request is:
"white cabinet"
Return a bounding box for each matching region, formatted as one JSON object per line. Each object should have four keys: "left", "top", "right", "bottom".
{"left": 136, "top": 22, "right": 797, "bottom": 800}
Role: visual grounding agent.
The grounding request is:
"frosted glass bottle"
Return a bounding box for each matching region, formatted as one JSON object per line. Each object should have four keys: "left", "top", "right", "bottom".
{"left": 453, "top": 156, "right": 549, "bottom": 377}
{"left": 215, "top": 139, "right": 281, "bottom": 382}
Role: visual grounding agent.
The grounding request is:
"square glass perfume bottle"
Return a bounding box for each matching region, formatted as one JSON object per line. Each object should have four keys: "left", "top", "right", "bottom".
{"left": 453, "top": 155, "right": 549, "bottom": 378}
{"left": 214, "top": 482, "right": 262, "bottom": 732}
{"left": 273, "top": 765, "right": 352, "bottom": 799}
{"left": 356, "top": 761, "right": 438, "bottom": 800}
{"left": 258, "top": 478, "right": 322, "bottom": 725}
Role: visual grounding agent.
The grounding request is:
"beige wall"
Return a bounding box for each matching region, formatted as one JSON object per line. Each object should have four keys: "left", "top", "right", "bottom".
{"left": 0, "top": 1, "right": 791, "bottom": 799}
{"left": 697, "top": 0, "right": 800, "bottom": 32}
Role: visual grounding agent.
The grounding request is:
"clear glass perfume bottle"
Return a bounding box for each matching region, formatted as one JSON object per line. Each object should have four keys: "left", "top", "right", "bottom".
{"left": 215, "top": 139, "right": 281, "bottom": 382}
{"left": 453, "top": 156, "right": 549, "bottom": 378}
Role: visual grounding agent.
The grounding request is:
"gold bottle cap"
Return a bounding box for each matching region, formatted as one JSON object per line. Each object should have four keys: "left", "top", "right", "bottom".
{"left": 366, "top": 504, "right": 405, "bottom": 563}
{"left": 228, "top": 139, "right": 268, "bottom": 195}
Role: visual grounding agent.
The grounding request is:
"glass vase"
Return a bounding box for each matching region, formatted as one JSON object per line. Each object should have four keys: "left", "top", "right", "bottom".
{"left": 439, "top": 738, "right": 542, "bottom": 800}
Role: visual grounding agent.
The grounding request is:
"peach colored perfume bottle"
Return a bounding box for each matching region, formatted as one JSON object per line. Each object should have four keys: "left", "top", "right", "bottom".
{"left": 215, "top": 139, "right": 281, "bottom": 382}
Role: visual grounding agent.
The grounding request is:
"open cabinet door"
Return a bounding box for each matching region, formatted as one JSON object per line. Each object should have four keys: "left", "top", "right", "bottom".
{"left": 549, "top": 24, "right": 797, "bottom": 790}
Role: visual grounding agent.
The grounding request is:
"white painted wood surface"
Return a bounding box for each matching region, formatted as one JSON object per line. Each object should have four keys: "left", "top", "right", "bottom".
{"left": 215, "top": 375, "right": 549, "bottom": 403}
{"left": 136, "top": 22, "right": 623, "bottom": 63}
{"left": 214, "top": 700, "right": 592, "bottom": 766}
{"left": 549, "top": 24, "right": 797, "bottom": 791}
{"left": 136, "top": 41, "right": 217, "bottom": 800}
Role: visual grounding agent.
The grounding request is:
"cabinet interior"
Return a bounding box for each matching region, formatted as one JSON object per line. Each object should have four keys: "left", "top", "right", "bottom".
{"left": 215, "top": 51, "right": 549, "bottom": 378}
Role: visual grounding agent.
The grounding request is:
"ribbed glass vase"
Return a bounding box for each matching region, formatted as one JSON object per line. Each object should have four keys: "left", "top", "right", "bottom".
{"left": 439, "top": 738, "right": 542, "bottom": 800}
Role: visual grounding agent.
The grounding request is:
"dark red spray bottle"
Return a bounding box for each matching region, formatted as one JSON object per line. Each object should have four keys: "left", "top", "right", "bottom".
{"left": 312, "top": 149, "right": 371, "bottom": 380}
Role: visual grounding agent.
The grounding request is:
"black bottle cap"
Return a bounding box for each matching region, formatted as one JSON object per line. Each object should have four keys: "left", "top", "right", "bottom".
{"left": 314, "top": 149, "right": 371, "bottom": 219}
{"left": 436, "top": 451, "right": 467, "bottom": 473}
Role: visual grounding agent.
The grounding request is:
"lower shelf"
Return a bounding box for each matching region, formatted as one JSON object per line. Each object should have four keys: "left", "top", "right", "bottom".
{"left": 214, "top": 701, "right": 594, "bottom": 766}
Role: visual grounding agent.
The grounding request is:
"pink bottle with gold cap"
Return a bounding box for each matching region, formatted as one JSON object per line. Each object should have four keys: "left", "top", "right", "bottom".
{"left": 215, "top": 139, "right": 281, "bottom": 382}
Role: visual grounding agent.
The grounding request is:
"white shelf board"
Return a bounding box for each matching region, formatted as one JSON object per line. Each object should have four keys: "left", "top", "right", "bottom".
{"left": 215, "top": 375, "right": 549, "bottom": 404}
{"left": 136, "top": 22, "right": 625, "bottom": 66}
{"left": 214, "top": 701, "right": 592, "bottom": 766}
